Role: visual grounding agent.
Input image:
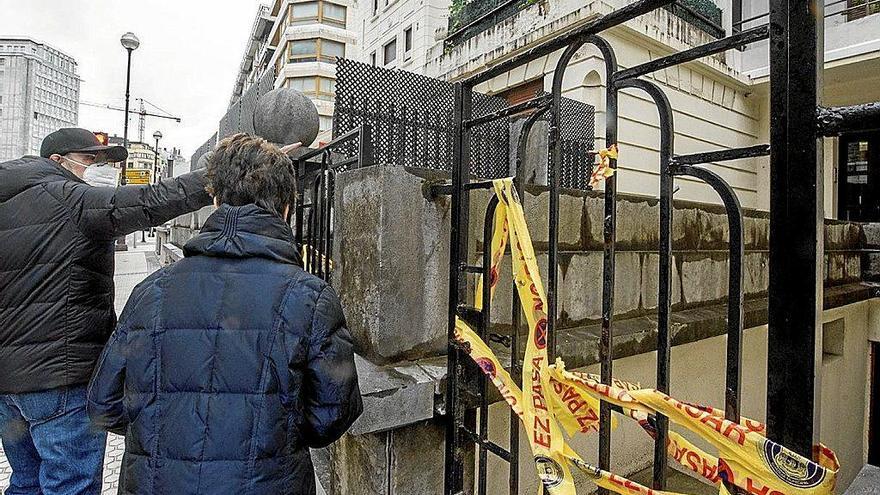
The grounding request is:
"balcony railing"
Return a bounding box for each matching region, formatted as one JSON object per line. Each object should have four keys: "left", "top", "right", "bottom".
{"left": 663, "top": 0, "right": 725, "bottom": 38}
{"left": 446, "top": 0, "right": 532, "bottom": 46}
{"left": 735, "top": 0, "right": 880, "bottom": 31}
{"left": 446, "top": 0, "right": 726, "bottom": 46}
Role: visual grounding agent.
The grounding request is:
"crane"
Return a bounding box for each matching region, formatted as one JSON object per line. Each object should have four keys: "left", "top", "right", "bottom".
{"left": 80, "top": 98, "right": 181, "bottom": 143}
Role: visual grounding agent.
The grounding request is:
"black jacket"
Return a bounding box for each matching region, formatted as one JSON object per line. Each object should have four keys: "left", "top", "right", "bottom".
{"left": 0, "top": 156, "right": 211, "bottom": 394}
{"left": 87, "top": 204, "right": 362, "bottom": 495}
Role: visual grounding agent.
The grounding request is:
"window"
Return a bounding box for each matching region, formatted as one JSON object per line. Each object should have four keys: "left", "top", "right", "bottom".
{"left": 289, "top": 39, "right": 318, "bottom": 62}
{"left": 322, "top": 39, "right": 345, "bottom": 61}
{"left": 287, "top": 76, "right": 317, "bottom": 92}
{"left": 404, "top": 26, "right": 413, "bottom": 59}
{"left": 383, "top": 38, "right": 397, "bottom": 66}
{"left": 0, "top": 58, "right": 5, "bottom": 65}
{"left": 370, "top": 51, "right": 376, "bottom": 66}
{"left": 324, "top": 3, "right": 346, "bottom": 25}
{"left": 287, "top": 39, "right": 344, "bottom": 63}
{"left": 373, "top": 0, "right": 378, "bottom": 14}
{"left": 290, "top": 2, "right": 319, "bottom": 25}
{"left": 288, "top": 1, "right": 346, "bottom": 28}
{"left": 846, "top": 0, "right": 880, "bottom": 21}
{"left": 285, "top": 76, "right": 336, "bottom": 101}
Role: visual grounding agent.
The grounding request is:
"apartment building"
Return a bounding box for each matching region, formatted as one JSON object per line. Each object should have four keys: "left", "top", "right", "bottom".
{"left": 0, "top": 37, "right": 79, "bottom": 161}
{"left": 352, "top": 0, "right": 451, "bottom": 71}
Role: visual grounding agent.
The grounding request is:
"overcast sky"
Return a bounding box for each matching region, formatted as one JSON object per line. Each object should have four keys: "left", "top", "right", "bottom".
{"left": 0, "top": 0, "right": 266, "bottom": 159}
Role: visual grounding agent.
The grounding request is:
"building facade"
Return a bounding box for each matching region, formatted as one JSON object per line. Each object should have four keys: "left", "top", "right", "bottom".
{"left": 0, "top": 37, "right": 79, "bottom": 161}
{"left": 350, "top": 0, "right": 451, "bottom": 72}
{"left": 268, "top": 0, "right": 356, "bottom": 132}
{"left": 423, "top": 0, "right": 880, "bottom": 216}
{"left": 109, "top": 135, "right": 166, "bottom": 184}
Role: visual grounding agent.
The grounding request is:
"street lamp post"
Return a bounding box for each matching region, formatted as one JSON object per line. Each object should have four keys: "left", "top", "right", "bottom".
{"left": 144, "top": 130, "right": 163, "bottom": 242}
{"left": 153, "top": 130, "right": 162, "bottom": 185}
{"left": 120, "top": 32, "right": 140, "bottom": 186}
{"left": 119, "top": 32, "right": 139, "bottom": 250}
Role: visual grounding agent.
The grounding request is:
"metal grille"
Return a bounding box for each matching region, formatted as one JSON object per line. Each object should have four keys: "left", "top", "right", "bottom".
{"left": 190, "top": 132, "right": 217, "bottom": 170}
{"left": 333, "top": 59, "right": 512, "bottom": 177}
{"left": 554, "top": 95, "right": 596, "bottom": 191}
{"left": 334, "top": 59, "right": 596, "bottom": 188}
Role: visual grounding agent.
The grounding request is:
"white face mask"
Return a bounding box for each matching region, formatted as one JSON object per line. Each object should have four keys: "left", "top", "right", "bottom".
{"left": 82, "top": 164, "right": 121, "bottom": 188}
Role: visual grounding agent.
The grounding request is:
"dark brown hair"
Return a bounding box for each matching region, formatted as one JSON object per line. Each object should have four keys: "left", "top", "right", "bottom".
{"left": 205, "top": 133, "right": 295, "bottom": 218}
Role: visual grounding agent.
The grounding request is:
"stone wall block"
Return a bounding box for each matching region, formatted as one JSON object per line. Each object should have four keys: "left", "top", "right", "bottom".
{"left": 335, "top": 167, "right": 384, "bottom": 359}
{"left": 641, "top": 253, "right": 682, "bottom": 310}
{"left": 743, "top": 216, "right": 770, "bottom": 250}
{"left": 522, "top": 190, "right": 584, "bottom": 247}
{"left": 680, "top": 254, "right": 729, "bottom": 304}
{"left": 561, "top": 252, "right": 603, "bottom": 322}
{"left": 743, "top": 252, "right": 769, "bottom": 295}
{"left": 583, "top": 195, "right": 605, "bottom": 247}
{"left": 825, "top": 222, "right": 863, "bottom": 250}
{"left": 196, "top": 205, "right": 216, "bottom": 228}
{"left": 614, "top": 252, "right": 642, "bottom": 315}
{"left": 616, "top": 198, "right": 659, "bottom": 250}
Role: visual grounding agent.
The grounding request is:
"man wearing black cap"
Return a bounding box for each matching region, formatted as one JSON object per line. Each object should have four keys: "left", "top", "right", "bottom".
{"left": 0, "top": 128, "right": 212, "bottom": 495}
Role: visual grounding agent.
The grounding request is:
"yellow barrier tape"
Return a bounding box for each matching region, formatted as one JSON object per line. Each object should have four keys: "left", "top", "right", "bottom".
{"left": 301, "top": 244, "right": 334, "bottom": 272}
{"left": 452, "top": 175, "right": 840, "bottom": 495}
{"left": 589, "top": 144, "right": 619, "bottom": 188}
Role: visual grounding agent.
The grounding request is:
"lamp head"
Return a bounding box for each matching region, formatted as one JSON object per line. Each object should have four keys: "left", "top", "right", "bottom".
{"left": 120, "top": 32, "right": 140, "bottom": 51}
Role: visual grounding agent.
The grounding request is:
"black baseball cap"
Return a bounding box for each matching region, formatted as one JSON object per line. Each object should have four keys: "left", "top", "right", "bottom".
{"left": 40, "top": 128, "right": 128, "bottom": 162}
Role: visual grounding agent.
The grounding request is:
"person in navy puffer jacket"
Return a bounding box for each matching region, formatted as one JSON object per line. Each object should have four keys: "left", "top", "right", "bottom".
{"left": 87, "top": 133, "right": 362, "bottom": 495}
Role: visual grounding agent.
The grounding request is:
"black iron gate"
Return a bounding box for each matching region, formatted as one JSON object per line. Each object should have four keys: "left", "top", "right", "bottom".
{"left": 435, "top": 1, "right": 880, "bottom": 494}
{"left": 293, "top": 125, "right": 373, "bottom": 281}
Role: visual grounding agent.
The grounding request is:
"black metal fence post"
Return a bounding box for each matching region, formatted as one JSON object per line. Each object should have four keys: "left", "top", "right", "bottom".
{"left": 585, "top": 36, "right": 620, "bottom": 491}
{"left": 445, "top": 82, "right": 474, "bottom": 495}
{"left": 616, "top": 78, "right": 675, "bottom": 490}
{"left": 766, "top": 0, "right": 824, "bottom": 457}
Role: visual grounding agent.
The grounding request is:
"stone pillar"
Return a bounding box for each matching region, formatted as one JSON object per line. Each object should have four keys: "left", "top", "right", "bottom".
{"left": 332, "top": 164, "right": 451, "bottom": 364}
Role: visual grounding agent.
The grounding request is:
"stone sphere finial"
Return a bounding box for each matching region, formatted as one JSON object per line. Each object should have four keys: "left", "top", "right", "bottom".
{"left": 252, "top": 88, "right": 320, "bottom": 148}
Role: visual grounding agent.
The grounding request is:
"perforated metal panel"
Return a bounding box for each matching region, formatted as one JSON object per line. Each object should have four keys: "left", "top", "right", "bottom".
{"left": 333, "top": 59, "right": 596, "bottom": 189}
{"left": 333, "top": 59, "right": 510, "bottom": 178}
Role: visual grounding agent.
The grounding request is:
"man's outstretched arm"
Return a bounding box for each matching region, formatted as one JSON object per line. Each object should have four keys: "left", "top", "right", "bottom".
{"left": 60, "top": 170, "right": 212, "bottom": 240}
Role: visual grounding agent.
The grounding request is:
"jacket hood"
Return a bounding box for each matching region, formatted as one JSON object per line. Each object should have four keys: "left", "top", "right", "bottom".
{"left": 184, "top": 204, "right": 302, "bottom": 265}
{"left": 0, "top": 156, "right": 83, "bottom": 202}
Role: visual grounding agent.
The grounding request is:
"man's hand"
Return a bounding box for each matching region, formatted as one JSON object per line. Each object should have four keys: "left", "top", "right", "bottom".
{"left": 280, "top": 142, "right": 303, "bottom": 154}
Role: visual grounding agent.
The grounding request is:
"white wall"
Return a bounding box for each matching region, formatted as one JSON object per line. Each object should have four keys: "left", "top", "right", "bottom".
{"left": 739, "top": 1, "right": 880, "bottom": 80}
{"left": 468, "top": 27, "right": 764, "bottom": 208}
{"left": 350, "top": 0, "right": 450, "bottom": 71}
{"left": 483, "top": 300, "right": 875, "bottom": 494}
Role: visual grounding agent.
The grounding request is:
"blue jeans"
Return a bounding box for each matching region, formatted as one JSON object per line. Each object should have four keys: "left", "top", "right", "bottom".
{"left": 0, "top": 386, "right": 106, "bottom": 495}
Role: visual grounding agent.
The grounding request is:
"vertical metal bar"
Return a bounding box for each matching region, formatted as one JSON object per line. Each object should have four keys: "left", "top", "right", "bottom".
{"left": 358, "top": 123, "right": 374, "bottom": 169}
{"left": 510, "top": 108, "right": 545, "bottom": 495}
{"left": 478, "top": 197, "right": 499, "bottom": 495}
{"left": 445, "top": 82, "right": 473, "bottom": 495}
{"left": 674, "top": 165, "right": 744, "bottom": 490}
{"left": 310, "top": 175, "right": 321, "bottom": 275}
{"left": 617, "top": 78, "right": 674, "bottom": 490}
{"left": 767, "top": 0, "right": 824, "bottom": 457}
{"left": 320, "top": 153, "right": 329, "bottom": 280}
{"left": 586, "top": 35, "right": 620, "bottom": 495}
{"left": 295, "top": 160, "right": 305, "bottom": 249}
{"left": 324, "top": 167, "right": 335, "bottom": 280}
{"left": 548, "top": 43, "right": 583, "bottom": 359}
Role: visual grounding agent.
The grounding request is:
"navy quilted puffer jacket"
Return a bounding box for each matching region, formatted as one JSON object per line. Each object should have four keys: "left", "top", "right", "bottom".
{"left": 87, "top": 204, "right": 362, "bottom": 495}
